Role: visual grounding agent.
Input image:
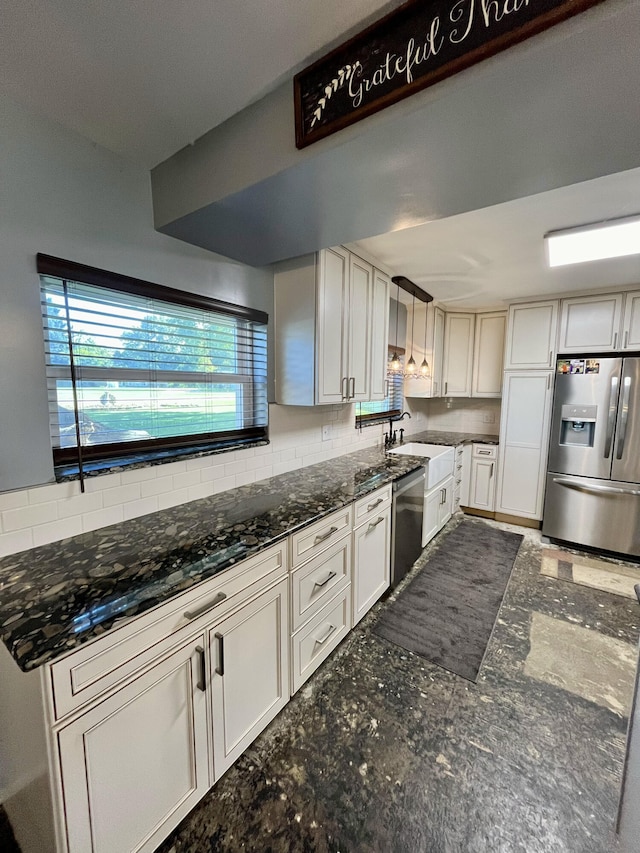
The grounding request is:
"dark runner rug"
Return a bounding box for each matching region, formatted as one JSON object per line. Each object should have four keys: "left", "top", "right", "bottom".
{"left": 373, "top": 520, "right": 523, "bottom": 682}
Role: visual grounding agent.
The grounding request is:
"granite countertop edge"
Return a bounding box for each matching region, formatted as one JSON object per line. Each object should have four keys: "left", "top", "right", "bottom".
{"left": 0, "top": 430, "right": 498, "bottom": 671}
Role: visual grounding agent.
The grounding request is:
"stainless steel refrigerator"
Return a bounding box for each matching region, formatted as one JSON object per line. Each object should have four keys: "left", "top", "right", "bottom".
{"left": 543, "top": 356, "right": 640, "bottom": 557}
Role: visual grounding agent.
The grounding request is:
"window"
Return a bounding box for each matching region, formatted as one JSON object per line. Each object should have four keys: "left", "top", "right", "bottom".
{"left": 38, "top": 255, "right": 268, "bottom": 480}
{"left": 355, "top": 359, "right": 404, "bottom": 426}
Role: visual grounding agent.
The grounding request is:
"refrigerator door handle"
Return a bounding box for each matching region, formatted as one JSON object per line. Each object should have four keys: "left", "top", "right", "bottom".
{"left": 604, "top": 374, "right": 619, "bottom": 459}
{"left": 616, "top": 376, "right": 632, "bottom": 460}
{"left": 552, "top": 476, "right": 640, "bottom": 498}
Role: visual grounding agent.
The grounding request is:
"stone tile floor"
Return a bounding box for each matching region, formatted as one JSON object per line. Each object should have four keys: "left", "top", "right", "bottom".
{"left": 2, "top": 515, "right": 638, "bottom": 852}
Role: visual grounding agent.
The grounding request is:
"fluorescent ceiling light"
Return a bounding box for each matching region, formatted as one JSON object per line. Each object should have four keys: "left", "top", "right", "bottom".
{"left": 545, "top": 215, "right": 640, "bottom": 267}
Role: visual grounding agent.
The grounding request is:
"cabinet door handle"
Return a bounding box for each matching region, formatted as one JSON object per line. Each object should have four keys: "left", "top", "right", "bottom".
{"left": 350, "top": 376, "right": 355, "bottom": 399}
{"left": 624, "top": 330, "right": 629, "bottom": 349}
{"left": 549, "top": 350, "right": 553, "bottom": 366}
{"left": 385, "top": 379, "right": 389, "bottom": 398}
{"left": 184, "top": 591, "right": 227, "bottom": 621}
{"left": 313, "top": 570, "right": 337, "bottom": 589}
{"left": 433, "top": 381, "right": 438, "bottom": 396}
{"left": 215, "top": 632, "right": 225, "bottom": 677}
{"left": 547, "top": 373, "right": 551, "bottom": 390}
{"left": 614, "top": 332, "right": 618, "bottom": 350}
{"left": 367, "top": 516, "right": 385, "bottom": 531}
{"left": 341, "top": 376, "right": 348, "bottom": 400}
{"left": 315, "top": 624, "right": 336, "bottom": 646}
{"left": 444, "top": 381, "right": 448, "bottom": 395}
{"left": 195, "top": 645, "right": 206, "bottom": 692}
{"left": 490, "top": 463, "right": 494, "bottom": 478}
{"left": 367, "top": 497, "right": 384, "bottom": 511}
{"left": 314, "top": 525, "right": 338, "bottom": 545}
{"left": 477, "top": 449, "right": 491, "bottom": 455}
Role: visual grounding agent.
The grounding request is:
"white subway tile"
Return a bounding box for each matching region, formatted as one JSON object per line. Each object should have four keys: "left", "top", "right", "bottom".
{"left": 0, "top": 491, "right": 29, "bottom": 512}
{"left": 162, "top": 460, "right": 187, "bottom": 475}
{"left": 186, "top": 456, "right": 215, "bottom": 472}
{"left": 235, "top": 471, "right": 256, "bottom": 487}
{"left": 102, "top": 483, "right": 142, "bottom": 507}
{"left": 140, "top": 476, "right": 174, "bottom": 497}
{"left": 2, "top": 502, "right": 58, "bottom": 532}
{"left": 172, "top": 470, "right": 201, "bottom": 490}
{"left": 224, "top": 459, "right": 246, "bottom": 477}
{"left": 58, "top": 492, "right": 104, "bottom": 519}
{"left": 84, "top": 473, "right": 121, "bottom": 493}
{"left": 199, "top": 464, "right": 227, "bottom": 484}
{"left": 82, "top": 505, "right": 124, "bottom": 532}
{"left": 187, "top": 482, "right": 214, "bottom": 502}
{"left": 253, "top": 465, "right": 273, "bottom": 482}
{"left": 279, "top": 448, "right": 296, "bottom": 462}
{"left": 212, "top": 475, "right": 237, "bottom": 495}
{"left": 120, "top": 466, "right": 159, "bottom": 485}
{"left": 0, "top": 528, "right": 34, "bottom": 558}
{"left": 157, "top": 488, "right": 190, "bottom": 510}
{"left": 32, "top": 517, "right": 84, "bottom": 548}
{"left": 272, "top": 460, "right": 299, "bottom": 476}
{"left": 296, "top": 441, "right": 323, "bottom": 458}
{"left": 122, "top": 496, "right": 159, "bottom": 521}
{"left": 28, "top": 481, "right": 80, "bottom": 504}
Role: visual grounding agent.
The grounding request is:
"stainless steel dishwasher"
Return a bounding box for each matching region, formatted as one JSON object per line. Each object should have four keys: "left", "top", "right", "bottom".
{"left": 390, "top": 466, "right": 426, "bottom": 588}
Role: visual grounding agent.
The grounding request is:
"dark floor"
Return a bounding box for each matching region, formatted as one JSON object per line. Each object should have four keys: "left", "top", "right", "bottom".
{"left": 3, "top": 516, "right": 638, "bottom": 853}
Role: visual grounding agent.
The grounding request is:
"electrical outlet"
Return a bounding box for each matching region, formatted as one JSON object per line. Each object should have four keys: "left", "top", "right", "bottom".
{"left": 483, "top": 413, "right": 495, "bottom": 424}
{"left": 322, "top": 425, "right": 332, "bottom": 441}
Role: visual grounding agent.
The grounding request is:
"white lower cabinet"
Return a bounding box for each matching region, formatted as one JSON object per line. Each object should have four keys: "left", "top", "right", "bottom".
{"left": 468, "top": 444, "right": 497, "bottom": 512}
{"left": 352, "top": 503, "right": 391, "bottom": 626}
{"left": 58, "top": 636, "right": 210, "bottom": 853}
{"left": 211, "top": 578, "right": 289, "bottom": 779}
{"left": 422, "top": 474, "right": 454, "bottom": 547}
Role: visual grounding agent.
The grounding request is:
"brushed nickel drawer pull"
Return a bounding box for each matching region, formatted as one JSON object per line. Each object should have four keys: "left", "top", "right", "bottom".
{"left": 367, "top": 516, "right": 385, "bottom": 531}
{"left": 184, "top": 591, "right": 227, "bottom": 621}
{"left": 315, "top": 624, "right": 337, "bottom": 646}
{"left": 313, "top": 570, "right": 337, "bottom": 589}
{"left": 314, "top": 526, "right": 338, "bottom": 545}
{"left": 477, "top": 449, "right": 491, "bottom": 455}
{"left": 215, "top": 632, "right": 225, "bottom": 676}
{"left": 367, "top": 497, "right": 384, "bottom": 511}
{"left": 195, "top": 645, "right": 206, "bottom": 692}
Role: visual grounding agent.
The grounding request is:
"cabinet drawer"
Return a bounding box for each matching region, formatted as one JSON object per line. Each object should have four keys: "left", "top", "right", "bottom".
{"left": 291, "top": 585, "right": 351, "bottom": 694}
{"left": 290, "top": 505, "right": 352, "bottom": 569}
{"left": 49, "top": 541, "right": 288, "bottom": 721}
{"left": 291, "top": 536, "right": 351, "bottom": 632}
{"left": 472, "top": 444, "right": 497, "bottom": 459}
{"left": 353, "top": 484, "right": 392, "bottom": 526}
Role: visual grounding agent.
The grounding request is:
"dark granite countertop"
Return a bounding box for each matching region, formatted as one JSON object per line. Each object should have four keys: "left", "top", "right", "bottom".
{"left": 405, "top": 429, "right": 499, "bottom": 446}
{"left": 0, "top": 446, "right": 428, "bottom": 672}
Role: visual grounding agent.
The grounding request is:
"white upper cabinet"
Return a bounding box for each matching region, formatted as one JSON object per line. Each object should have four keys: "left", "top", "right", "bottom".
{"left": 404, "top": 303, "right": 445, "bottom": 399}
{"left": 274, "top": 247, "right": 388, "bottom": 405}
{"left": 622, "top": 291, "right": 640, "bottom": 350}
{"left": 369, "top": 267, "right": 390, "bottom": 400}
{"left": 442, "top": 312, "right": 475, "bottom": 397}
{"left": 558, "top": 293, "right": 624, "bottom": 353}
{"left": 472, "top": 311, "right": 507, "bottom": 397}
{"left": 505, "top": 300, "right": 559, "bottom": 369}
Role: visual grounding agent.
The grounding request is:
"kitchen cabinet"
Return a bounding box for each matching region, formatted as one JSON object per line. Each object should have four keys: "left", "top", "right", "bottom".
{"left": 404, "top": 303, "right": 445, "bottom": 399}
{"left": 274, "top": 247, "right": 389, "bottom": 405}
{"left": 558, "top": 293, "right": 624, "bottom": 353}
{"left": 496, "top": 371, "right": 553, "bottom": 520}
{"left": 505, "top": 300, "right": 559, "bottom": 369}
{"left": 442, "top": 312, "right": 475, "bottom": 396}
{"left": 468, "top": 444, "right": 497, "bottom": 512}
{"left": 453, "top": 443, "right": 471, "bottom": 511}
{"left": 58, "top": 636, "right": 210, "bottom": 853}
{"left": 622, "top": 291, "right": 640, "bottom": 350}
{"left": 211, "top": 578, "right": 289, "bottom": 779}
{"left": 422, "top": 473, "right": 454, "bottom": 546}
{"left": 472, "top": 311, "right": 507, "bottom": 397}
{"left": 352, "top": 491, "right": 392, "bottom": 626}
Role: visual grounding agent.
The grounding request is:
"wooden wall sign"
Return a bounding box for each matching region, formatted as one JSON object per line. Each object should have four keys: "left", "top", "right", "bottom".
{"left": 294, "top": 0, "right": 604, "bottom": 148}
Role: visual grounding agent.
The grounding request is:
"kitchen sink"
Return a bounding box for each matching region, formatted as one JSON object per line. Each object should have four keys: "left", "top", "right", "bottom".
{"left": 388, "top": 442, "right": 455, "bottom": 488}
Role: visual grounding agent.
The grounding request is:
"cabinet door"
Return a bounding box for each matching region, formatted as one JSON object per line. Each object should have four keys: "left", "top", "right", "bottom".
{"left": 316, "top": 246, "right": 350, "bottom": 404}
{"left": 211, "top": 579, "right": 289, "bottom": 780}
{"left": 437, "top": 476, "right": 454, "bottom": 527}
{"left": 348, "top": 254, "right": 372, "bottom": 401}
{"left": 558, "top": 294, "right": 623, "bottom": 353}
{"left": 505, "top": 301, "right": 558, "bottom": 369}
{"left": 369, "top": 268, "right": 390, "bottom": 400}
{"left": 622, "top": 291, "right": 640, "bottom": 350}
{"left": 352, "top": 506, "right": 391, "bottom": 625}
{"left": 404, "top": 302, "right": 444, "bottom": 399}
{"left": 432, "top": 306, "right": 445, "bottom": 397}
{"left": 422, "top": 486, "right": 441, "bottom": 547}
{"left": 58, "top": 638, "right": 209, "bottom": 853}
{"left": 468, "top": 458, "right": 496, "bottom": 511}
{"left": 496, "top": 371, "right": 553, "bottom": 520}
{"left": 442, "top": 312, "right": 474, "bottom": 396}
{"left": 472, "top": 311, "right": 506, "bottom": 397}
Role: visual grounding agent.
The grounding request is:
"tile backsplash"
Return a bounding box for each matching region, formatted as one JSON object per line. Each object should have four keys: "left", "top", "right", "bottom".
{"left": 0, "top": 404, "right": 427, "bottom": 559}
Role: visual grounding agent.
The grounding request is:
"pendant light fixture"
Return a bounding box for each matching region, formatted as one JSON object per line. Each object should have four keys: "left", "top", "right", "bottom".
{"left": 420, "top": 301, "right": 431, "bottom": 377}
{"left": 388, "top": 280, "right": 403, "bottom": 375}
{"left": 405, "top": 291, "right": 417, "bottom": 375}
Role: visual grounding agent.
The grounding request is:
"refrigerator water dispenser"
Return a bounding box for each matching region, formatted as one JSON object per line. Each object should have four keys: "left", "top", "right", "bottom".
{"left": 559, "top": 404, "right": 597, "bottom": 447}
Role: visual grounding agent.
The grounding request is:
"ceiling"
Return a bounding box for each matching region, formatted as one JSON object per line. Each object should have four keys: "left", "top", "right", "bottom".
{"left": 2, "top": 1, "right": 640, "bottom": 307}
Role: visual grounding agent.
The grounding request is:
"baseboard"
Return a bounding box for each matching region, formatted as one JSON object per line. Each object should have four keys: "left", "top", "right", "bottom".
{"left": 494, "top": 512, "right": 541, "bottom": 529}
{"left": 461, "top": 506, "right": 495, "bottom": 520}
